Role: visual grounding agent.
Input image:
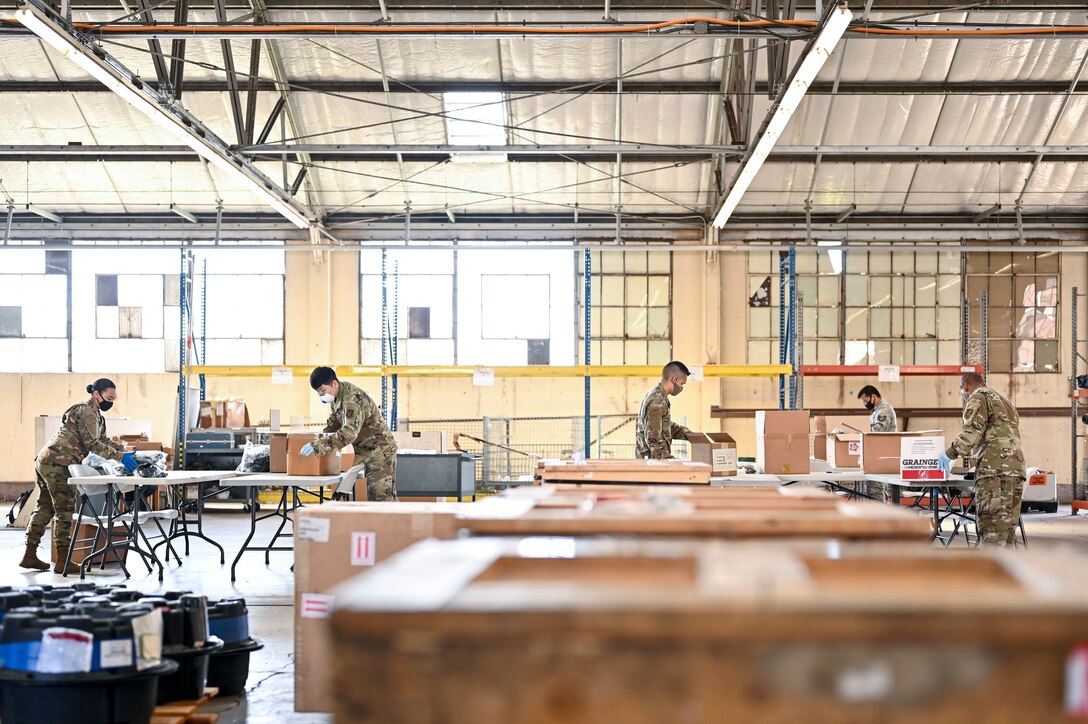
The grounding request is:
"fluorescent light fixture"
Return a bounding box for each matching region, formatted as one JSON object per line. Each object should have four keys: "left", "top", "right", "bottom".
{"left": 817, "top": 239, "right": 844, "bottom": 274}
{"left": 16, "top": 3, "right": 310, "bottom": 230}
{"left": 835, "top": 204, "right": 856, "bottom": 223}
{"left": 444, "top": 206, "right": 456, "bottom": 223}
{"left": 26, "top": 204, "right": 63, "bottom": 223}
{"left": 972, "top": 203, "right": 1001, "bottom": 223}
{"left": 712, "top": 4, "right": 852, "bottom": 229}
{"left": 170, "top": 204, "right": 199, "bottom": 224}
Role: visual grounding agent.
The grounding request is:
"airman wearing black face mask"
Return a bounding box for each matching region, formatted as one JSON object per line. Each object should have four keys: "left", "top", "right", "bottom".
{"left": 856, "top": 385, "right": 897, "bottom": 502}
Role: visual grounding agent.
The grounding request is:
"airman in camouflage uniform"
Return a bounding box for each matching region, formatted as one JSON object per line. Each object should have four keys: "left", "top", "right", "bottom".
{"left": 857, "top": 385, "right": 897, "bottom": 501}
{"left": 636, "top": 361, "right": 691, "bottom": 459}
{"left": 25, "top": 382, "right": 125, "bottom": 573}
{"left": 310, "top": 373, "right": 398, "bottom": 501}
{"left": 946, "top": 373, "right": 1026, "bottom": 548}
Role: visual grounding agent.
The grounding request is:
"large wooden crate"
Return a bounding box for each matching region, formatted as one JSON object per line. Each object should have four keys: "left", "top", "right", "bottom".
{"left": 535, "top": 459, "right": 713, "bottom": 485}
{"left": 330, "top": 537, "right": 1088, "bottom": 723}
{"left": 459, "top": 486, "right": 931, "bottom": 540}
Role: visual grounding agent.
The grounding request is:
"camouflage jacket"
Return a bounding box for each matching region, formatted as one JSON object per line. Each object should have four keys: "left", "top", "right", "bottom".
{"left": 38, "top": 402, "right": 124, "bottom": 466}
{"left": 946, "top": 387, "right": 1026, "bottom": 482}
{"left": 312, "top": 380, "right": 396, "bottom": 457}
{"left": 635, "top": 383, "right": 686, "bottom": 459}
{"left": 869, "top": 400, "right": 897, "bottom": 432}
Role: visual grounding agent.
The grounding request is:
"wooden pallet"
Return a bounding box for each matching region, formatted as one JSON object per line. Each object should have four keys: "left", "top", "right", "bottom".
{"left": 150, "top": 687, "right": 219, "bottom": 724}
{"left": 535, "top": 459, "right": 713, "bottom": 485}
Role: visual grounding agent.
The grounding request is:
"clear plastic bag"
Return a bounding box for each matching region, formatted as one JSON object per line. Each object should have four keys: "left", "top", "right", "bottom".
{"left": 84, "top": 453, "right": 127, "bottom": 477}
{"left": 238, "top": 442, "right": 271, "bottom": 473}
{"left": 134, "top": 451, "right": 168, "bottom": 478}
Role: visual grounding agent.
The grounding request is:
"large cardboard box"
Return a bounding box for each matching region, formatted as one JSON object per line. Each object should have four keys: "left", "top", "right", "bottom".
{"left": 755, "top": 410, "right": 810, "bottom": 475}
{"left": 860, "top": 430, "right": 942, "bottom": 474}
{"left": 812, "top": 415, "right": 871, "bottom": 460}
{"left": 224, "top": 399, "right": 250, "bottom": 429}
{"left": 826, "top": 433, "right": 862, "bottom": 468}
{"left": 286, "top": 433, "right": 341, "bottom": 476}
{"left": 269, "top": 433, "right": 289, "bottom": 473}
{"left": 294, "top": 502, "right": 465, "bottom": 712}
{"left": 684, "top": 432, "right": 738, "bottom": 476}
{"left": 393, "top": 430, "right": 448, "bottom": 454}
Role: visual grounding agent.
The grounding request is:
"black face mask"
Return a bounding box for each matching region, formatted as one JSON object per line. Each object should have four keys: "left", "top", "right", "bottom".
{"left": 98, "top": 399, "right": 114, "bottom": 412}
{"left": 863, "top": 399, "right": 875, "bottom": 411}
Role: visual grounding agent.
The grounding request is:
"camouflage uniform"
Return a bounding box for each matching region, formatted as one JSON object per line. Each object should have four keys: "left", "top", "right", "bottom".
{"left": 946, "top": 386, "right": 1026, "bottom": 548}
{"left": 28, "top": 402, "right": 124, "bottom": 551}
{"left": 864, "top": 400, "right": 898, "bottom": 501}
{"left": 635, "top": 383, "right": 686, "bottom": 459}
{"left": 311, "top": 380, "right": 398, "bottom": 501}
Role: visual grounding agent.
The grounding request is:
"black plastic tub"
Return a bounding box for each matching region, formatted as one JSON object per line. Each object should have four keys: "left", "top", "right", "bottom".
{"left": 206, "top": 638, "right": 263, "bottom": 696}
{"left": 0, "top": 660, "right": 177, "bottom": 724}
{"left": 157, "top": 639, "right": 223, "bottom": 704}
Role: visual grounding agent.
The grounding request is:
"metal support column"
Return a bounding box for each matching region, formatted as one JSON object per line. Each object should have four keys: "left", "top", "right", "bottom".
{"left": 980, "top": 290, "right": 989, "bottom": 377}
{"left": 380, "top": 248, "right": 389, "bottom": 424}
{"left": 778, "top": 247, "right": 797, "bottom": 409}
{"left": 390, "top": 261, "right": 399, "bottom": 431}
{"left": 174, "top": 249, "right": 190, "bottom": 470}
{"left": 199, "top": 258, "right": 207, "bottom": 401}
{"left": 1071, "top": 289, "right": 1088, "bottom": 512}
{"left": 583, "top": 249, "right": 592, "bottom": 456}
{"left": 796, "top": 290, "right": 805, "bottom": 408}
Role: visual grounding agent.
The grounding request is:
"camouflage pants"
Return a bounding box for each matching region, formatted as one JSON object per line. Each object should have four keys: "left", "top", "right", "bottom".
{"left": 974, "top": 474, "right": 1025, "bottom": 548}
{"left": 354, "top": 447, "right": 398, "bottom": 502}
{"left": 26, "top": 458, "right": 75, "bottom": 550}
{"left": 863, "top": 480, "right": 888, "bottom": 503}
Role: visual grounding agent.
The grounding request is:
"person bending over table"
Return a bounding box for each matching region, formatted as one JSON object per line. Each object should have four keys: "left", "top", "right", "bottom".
{"left": 635, "top": 361, "right": 691, "bottom": 460}
{"left": 300, "top": 366, "right": 399, "bottom": 501}
{"left": 22, "top": 378, "right": 138, "bottom": 573}
{"left": 938, "top": 372, "right": 1026, "bottom": 548}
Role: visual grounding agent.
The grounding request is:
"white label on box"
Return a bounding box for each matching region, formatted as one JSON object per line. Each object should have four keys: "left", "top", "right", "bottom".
{"left": 900, "top": 436, "right": 946, "bottom": 481}
{"left": 300, "top": 593, "right": 334, "bottom": 619}
{"left": 711, "top": 448, "right": 737, "bottom": 471}
{"left": 1066, "top": 645, "right": 1088, "bottom": 717}
{"left": 847, "top": 441, "right": 861, "bottom": 456}
{"left": 472, "top": 368, "right": 495, "bottom": 386}
{"left": 688, "top": 365, "right": 704, "bottom": 382}
{"left": 297, "top": 517, "right": 330, "bottom": 543}
{"left": 878, "top": 365, "right": 901, "bottom": 383}
{"left": 99, "top": 639, "right": 133, "bottom": 668}
{"left": 271, "top": 367, "right": 293, "bottom": 385}
{"left": 351, "top": 532, "right": 376, "bottom": 566}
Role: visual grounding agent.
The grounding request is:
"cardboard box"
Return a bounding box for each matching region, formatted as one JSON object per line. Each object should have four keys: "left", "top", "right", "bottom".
{"left": 859, "top": 430, "right": 942, "bottom": 474}
{"left": 198, "top": 400, "right": 218, "bottom": 428}
{"left": 287, "top": 433, "right": 341, "bottom": 476}
{"left": 269, "top": 433, "right": 289, "bottom": 474}
{"left": 224, "top": 399, "right": 250, "bottom": 428}
{"left": 393, "top": 430, "right": 448, "bottom": 454}
{"left": 339, "top": 445, "right": 355, "bottom": 473}
{"left": 52, "top": 521, "right": 127, "bottom": 566}
{"left": 684, "top": 431, "right": 738, "bottom": 476}
{"left": 294, "top": 502, "right": 465, "bottom": 712}
{"left": 812, "top": 415, "right": 871, "bottom": 460}
{"left": 826, "top": 433, "right": 862, "bottom": 468}
{"left": 755, "top": 410, "right": 810, "bottom": 475}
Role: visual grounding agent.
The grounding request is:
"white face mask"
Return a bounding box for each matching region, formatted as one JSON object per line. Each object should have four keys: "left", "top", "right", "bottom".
{"left": 318, "top": 393, "right": 335, "bottom": 404}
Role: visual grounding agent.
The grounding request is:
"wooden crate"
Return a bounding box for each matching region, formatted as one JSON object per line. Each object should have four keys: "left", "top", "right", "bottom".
{"left": 331, "top": 538, "right": 1088, "bottom": 723}
{"left": 458, "top": 488, "right": 931, "bottom": 541}
{"left": 151, "top": 687, "right": 219, "bottom": 724}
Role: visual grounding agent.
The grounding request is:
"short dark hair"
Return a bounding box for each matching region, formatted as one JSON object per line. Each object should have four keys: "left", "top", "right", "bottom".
{"left": 310, "top": 366, "right": 338, "bottom": 390}
{"left": 662, "top": 360, "right": 690, "bottom": 378}
{"left": 857, "top": 385, "right": 881, "bottom": 399}
{"left": 961, "top": 372, "right": 985, "bottom": 386}
{"left": 86, "top": 378, "right": 116, "bottom": 395}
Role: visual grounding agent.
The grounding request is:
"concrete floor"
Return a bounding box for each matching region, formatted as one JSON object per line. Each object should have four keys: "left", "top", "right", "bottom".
{"left": 0, "top": 504, "right": 1087, "bottom": 722}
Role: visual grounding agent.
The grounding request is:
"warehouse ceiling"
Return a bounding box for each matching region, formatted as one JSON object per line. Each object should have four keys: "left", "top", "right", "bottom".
{"left": 0, "top": 0, "right": 1086, "bottom": 244}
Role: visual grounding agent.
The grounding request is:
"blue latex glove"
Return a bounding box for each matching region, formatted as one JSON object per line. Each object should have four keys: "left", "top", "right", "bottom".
{"left": 937, "top": 451, "right": 953, "bottom": 473}
{"left": 121, "top": 452, "right": 138, "bottom": 472}
{"left": 300, "top": 442, "right": 315, "bottom": 457}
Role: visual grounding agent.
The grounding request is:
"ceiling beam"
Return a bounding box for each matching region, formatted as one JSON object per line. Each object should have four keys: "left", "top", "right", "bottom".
{"left": 54, "top": 0, "right": 1088, "bottom": 10}
{"left": 0, "top": 79, "right": 1081, "bottom": 95}
{"left": 5, "top": 144, "right": 1088, "bottom": 163}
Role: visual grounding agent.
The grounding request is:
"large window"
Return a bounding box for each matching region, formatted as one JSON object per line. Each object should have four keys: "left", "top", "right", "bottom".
{"left": 72, "top": 249, "right": 283, "bottom": 372}
{"left": 578, "top": 250, "right": 672, "bottom": 365}
{"left": 0, "top": 249, "right": 69, "bottom": 372}
{"left": 967, "top": 250, "right": 1059, "bottom": 373}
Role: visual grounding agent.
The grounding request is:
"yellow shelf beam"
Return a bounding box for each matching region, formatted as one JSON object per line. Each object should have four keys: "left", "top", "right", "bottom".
{"left": 188, "top": 364, "right": 792, "bottom": 378}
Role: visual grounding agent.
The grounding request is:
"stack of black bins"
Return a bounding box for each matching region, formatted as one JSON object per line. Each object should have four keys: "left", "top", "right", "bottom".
{"left": 0, "top": 585, "right": 176, "bottom": 724}
{"left": 207, "top": 598, "right": 263, "bottom": 695}
{"left": 155, "top": 592, "right": 223, "bottom": 704}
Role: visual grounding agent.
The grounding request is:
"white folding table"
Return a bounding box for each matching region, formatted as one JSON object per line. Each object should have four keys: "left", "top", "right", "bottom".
{"left": 220, "top": 473, "right": 345, "bottom": 581}
{"left": 66, "top": 470, "right": 233, "bottom": 580}
{"left": 865, "top": 474, "right": 985, "bottom": 546}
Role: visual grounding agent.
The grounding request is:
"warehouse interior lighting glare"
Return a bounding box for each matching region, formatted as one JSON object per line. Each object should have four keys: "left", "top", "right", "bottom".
{"left": 15, "top": 3, "right": 311, "bottom": 230}
{"left": 712, "top": 4, "right": 852, "bottom": 229}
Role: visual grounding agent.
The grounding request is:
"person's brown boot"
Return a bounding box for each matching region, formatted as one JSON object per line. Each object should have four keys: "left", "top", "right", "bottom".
{"left": 18, "top": 545, "right": 50, "bottom": 571}
{"left": 53, "top": 557, "right": 81, "bottom": 575}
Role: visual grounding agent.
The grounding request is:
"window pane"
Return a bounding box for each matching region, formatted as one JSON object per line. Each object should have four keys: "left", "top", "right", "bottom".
{"left": 601, "top": 276, "right": 624, "bottom": 305}
{"left": 845, "top": 307, "right": 867, "bottom": 339}
{"left": 648, "top": 340, "right": 671, "bottom": 365}
{"left": 624, "top": 339, "right": 648, "bottom": 365}
{"left": 747, "top": 340, "right": 771, "bottom": 365}
{"left": 937, "top": 307, "right": 959, "bottom": 339}
{"left": 937, "top": 275, "right": 960, "bottom": 306}
{"left": 625, "top": 276, "right": 648, "bottom": 307}
{"left": 845, "top": 275, "right": 867, "bottom": 306}
{"left": 915, "top": 252, "right": 938, "bottom": 273}
{"left": 625, "top": 308, "right": 648, "bottom": 338}
{"left": 480, "top": 274, "right": 549, "bottom": 339}
{"left": 749, "top": 307, "right": 772, "bottom": 337}
{"left": 915, "top": 277, "right": 937, "bottom": 307}
{"left": 602, "top": 308, "right": 624, "bottom": 337}
{"left": 647, "top": 276, "right": 669, "bottom": 306}
{"left": 870, "top": 307, "right": 891, "bottom": 338}
{"left": 817, "top": 308, "right": 839, "bottom": 338}
{"left": 646, "top": 307, "right": 669, "bottom": 339}
{"left": 747, "top": 251, "right": 771, "bottom": 274}
{"left": 601, "top": 253, "right": 624, "bottom": 274}
{"left": 624, "top": 251, "right": 647, "bottom": 273}
{"left": 870, "top": 276, "right": 891, "bottom": 308}
{"left": 818, "top": 340, "right": 840, "bottom": 365}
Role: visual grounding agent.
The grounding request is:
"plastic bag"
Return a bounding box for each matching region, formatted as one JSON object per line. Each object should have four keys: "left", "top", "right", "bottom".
{"left": 238, "top": 442, "right": 270, "bottom": 473}
{"left": 134, "top": 451, "right": 168, "bottom": 478}
{"left": 85, "top": 453, "right": 127, "bottom": 477}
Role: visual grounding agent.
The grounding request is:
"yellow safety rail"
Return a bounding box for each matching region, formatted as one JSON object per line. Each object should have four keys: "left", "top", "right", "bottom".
{"left": 188, "top": 364, "right": 791, "bottom": 378}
